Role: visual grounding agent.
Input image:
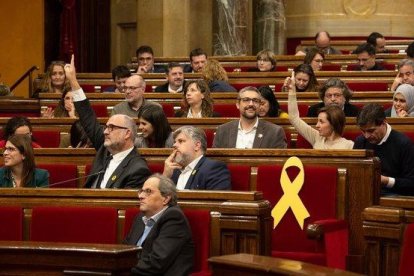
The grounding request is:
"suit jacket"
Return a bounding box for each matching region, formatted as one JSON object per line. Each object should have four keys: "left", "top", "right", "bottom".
{"left": 213, "top": 119, "right": 287, "bottom": 149}
{"left": 307, "top": 102, "right": 360, "bottom": 117}
{"left": 208, "top": 80, "right": 237, "bottom": 92}
{"left": 124, "top": 206, "right": 194, "bottom": 276}
{"left": 74, "top": 99, "right": 151, "bottom": 189}
{"left": 171, "top": 156, "right": 231, "bottom": 190}
{"left": 154, "top": 80, "right": 186, "bottom": 93}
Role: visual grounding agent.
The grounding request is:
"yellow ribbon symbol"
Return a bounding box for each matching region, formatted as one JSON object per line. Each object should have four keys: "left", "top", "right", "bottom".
{"left": 271, "top": 156, "right": 310, "bottom": 230}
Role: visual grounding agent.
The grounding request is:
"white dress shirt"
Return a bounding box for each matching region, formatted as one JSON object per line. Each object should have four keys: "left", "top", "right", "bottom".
{"left": 176, "top": 155, "right": 203, "bottom": 190}
{"left": 235, "top": 118, "right": 259, "bottom": 149}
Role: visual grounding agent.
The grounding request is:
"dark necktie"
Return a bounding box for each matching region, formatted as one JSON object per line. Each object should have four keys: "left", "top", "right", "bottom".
{"left": 95, "top": 154, "right": 113, "bottom": 189}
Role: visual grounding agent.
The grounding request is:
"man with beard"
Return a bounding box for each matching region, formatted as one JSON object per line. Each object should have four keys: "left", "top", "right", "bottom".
{"left": 111, "top": 74, "right": 160, "bottom": 117}
{"left": 154, "top": 63, "right": 186, "bottom": 93}
{"left": 64, "top": 55, "right": 151, "bottom": 189}
{"left": 162, "top": 126, "right": 231, "bottom": 190}
{"left": 212, "top": 86, "right": 287, "bottom": 149}
{"left": 307, "top": 78, "right": 360, "bottom": 117}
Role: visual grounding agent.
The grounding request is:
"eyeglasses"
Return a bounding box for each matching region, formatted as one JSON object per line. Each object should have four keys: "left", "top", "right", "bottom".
{"left": 239, "top": 97, "right": 262, "bottom": 105}
{"left": 123, "top": 86, "right": 143, "bottom": 92}
{"left": 103, "top": 124, "right": 129, "bottom": 132}
{"left": 4, "top": 146, "right": 18, "bottom": 153}
{"left": 138, "top": 188, "right": 155, "bottom": 196}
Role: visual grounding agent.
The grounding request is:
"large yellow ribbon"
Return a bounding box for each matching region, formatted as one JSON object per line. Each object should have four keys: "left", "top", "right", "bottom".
{"left": 271, "top": 156, "right": 310, "bottom": 229}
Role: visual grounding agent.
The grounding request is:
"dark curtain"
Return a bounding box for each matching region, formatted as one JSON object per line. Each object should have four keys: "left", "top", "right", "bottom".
{"left": 59, "top": 0, "right": 77, "bottom": 63}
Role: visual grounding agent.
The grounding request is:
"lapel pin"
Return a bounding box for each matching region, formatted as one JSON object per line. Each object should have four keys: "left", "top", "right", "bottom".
{"left": 111, "top": 175, "right": 117, "bottom": 181}
{"left": 191, "top": 170, "right": 197, "bottom": 175}
{"left": 258, "top": 134, "right": 263, "bottom": 138}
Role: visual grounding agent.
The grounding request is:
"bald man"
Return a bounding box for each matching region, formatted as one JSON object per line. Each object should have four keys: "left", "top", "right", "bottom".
{"left": 111, "top": 74, "right": 160, "bottom": 117}
{"left": 315, "top": 31, "right": 342, "bottom": 55}
{"left": 64, "top": 55, "right": 151, "bottom": 189}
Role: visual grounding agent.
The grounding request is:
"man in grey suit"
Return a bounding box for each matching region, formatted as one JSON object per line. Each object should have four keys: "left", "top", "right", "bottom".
{"left": 213, "top": 86, "right": 287, "bottom": 149}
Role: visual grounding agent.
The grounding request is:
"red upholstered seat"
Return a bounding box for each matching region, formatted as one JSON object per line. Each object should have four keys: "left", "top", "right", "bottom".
{"left": 161, "top": 103, "right": 175, "bottom": 117}
{"left": 346, "top": 82, "right": 389, "bottom": 91}
{"left": 148, "top": 163, "right": 164, "bottom": 174}
{"left": 204, "top": 129, "right": 215, "bottom": 148}
{"left": 296, "top": 134, "right": 312, "bottom": 149}
{"left": 30, "top": 206, "right": 118, "bottom": 244}
{"left": 227, "top": 164, "right": 251, "bottom": 191}
{"left": 37, "top": 163, "right": 78, "bottom": 188}
{"left": 399, "top": 223, "right": 414, "bottom": 276}
{"left": 0, "top": 206, "right": 23, "bottom": 241}
{"left": 321, "top": 64, "right": 342, "bottom": 71}
{"left": 279, "top": 103, "right": 309, "bottom": 117}
{"left": 32, "top": 130, "right": 60, "bottom": 148}
{"left": 91, "top": 103, "right": 109, "bottom": 117}
{"left": 403, "top": 131, "right": 414, "bottom": 143}
{"left": 256, "top": 164, "right": 348, "bottom": 269}
{"left": 213, "top": 104, "right": 239, "bottom": 117}
{"left": 231, "top": 83, "right": 262, "bottom": 91}
{"left": 124, "top": 208, "right": 212, "bottom": 276}
{"left": 80, "top": 84, "right": 113, "bottom": 92}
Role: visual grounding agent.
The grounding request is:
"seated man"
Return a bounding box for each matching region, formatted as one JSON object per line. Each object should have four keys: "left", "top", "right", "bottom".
{"left": 163, "top": 126, "right": 231, "bottom": 190}
{"left": 64, "top": 55, "right": 151, "bottom": 189}
{"left": 104, "top": 65, "right": 131, "bottom": 93}
{"left": 111, "top": 74, "right": 160, "bottom": 117}
{"left": 154, "top": 62, "right": 186, "bottom": 93}
{"left": 314, "top": 31, "right": 342, "bottom": 55}
{"left": 406, "top": 42, "right": 414, "bottom": 61}
{"left": 353, "top": 43, "right": 384, "bottom": 71}
{"left": 367, "top": 32, "right": 388, "bottom": 53}
{"left": 136, "top": 45, "right": 166, "bottom": 73}
{"left": 353, "top": 103, "right": 414, "bottom": 195}
{"left": 124, "top": 173, "right": 194, "bottom": 275}
{"left": 213, "top": 86, "right": 287, "bottom": 149}
{"left": 307, "top": 78, "right": 360, "bottom": 117}
{"left": 184, "top": 48, "right": 207, "bottom": 73}
{"left": 390, "top": 59, "right": 414, "bottom": 91}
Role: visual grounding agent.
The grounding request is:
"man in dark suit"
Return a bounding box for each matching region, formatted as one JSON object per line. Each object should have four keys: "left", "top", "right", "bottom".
{"left": 124, "top": 173, "right": 194, "bottom": 275}
{"left": 307, "top": 78, "right": 360, "bottom": 117}
{"left": 163, "top": 126, "right": 231, "bottom": 190}
{"left": 212, "top": 86, "right": 287, "bottom": 149}
{"left": 154, "top": 62, "right": 186, "bottom": 93}
{"left": 352, "top": 43, "right": 384, "bottom": 71}
{"left": 183, "top": 48, "right": 208, "bottom": 73}
{"left": 64, "top": 55, "right": 151, "bottom": 189}
{"left": 136, "top": 45, "right": 166, "bottom": 73}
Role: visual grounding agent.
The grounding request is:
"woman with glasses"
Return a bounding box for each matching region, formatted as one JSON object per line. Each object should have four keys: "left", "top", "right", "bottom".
{"left": 0, "top": 134, "right": 49, "bottom": 187}
{"left": 282, "top": 64, "right": 319, "bottom": 92}
{"left": 0, "top": 117, "right": 41, "bottom": 148}
{"left": 287, "top": 71, "right": 354, "bottom": 149}
{"left": 251, "top": 49, "right": 277, "bottom": 72}
{"left": 135, "top": 105, "right": 174, "bottom": 148}
{"left": 33, "top": 61, "right": 71, "bottom": 98}
{"left": 304, "top": 47, "right": 325, "bottom": 72}
{"left": 175, "top": 79, "right": 220, "bottom": 118}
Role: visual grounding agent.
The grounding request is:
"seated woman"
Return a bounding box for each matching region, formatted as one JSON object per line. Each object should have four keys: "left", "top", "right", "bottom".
{"left": 42, "top": 90, "right": 77, "bottom": 118}
{"left": 385, "top": 84, "right": 414, "bottom": 117}
{"left": 251, "top": 49, "right": 277, "bottom": 72}
{"left": 0, "top": 117, "right": 41, "bottom": 148}
{"left": 0, "top": 134, "right": 49, "bottom": 187}
{"left": 257, "top": 86, "right": 288, "bottom": 118}
{"left": 135, "top": 105, "right": 174, "bottom": 148}
{"left": 282, "top": 64, "right": 319, "bottom": 92}
{"left": 287, "top": 71, "right": 354, "bottom": 149}
{"left": 304, "top": 47, "right": 325, "bottom": 72}
{"left": 175, "top": 79, "right": 219, "bottom": 118}
{"left": 201, "top": 59, "right": 237, "bottom": 92}
{"left": 33, "top": 61, "right": 71, "bottom": 98}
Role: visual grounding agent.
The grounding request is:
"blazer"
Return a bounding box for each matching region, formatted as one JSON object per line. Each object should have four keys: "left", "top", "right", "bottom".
{"left": 307, "top": 102, "right": 360, "bottom": 117}
{"left": 0, "top": 167, "right": 49, "bottom": 188}
{"left": 171, "top": 156, "right": 231, "bottom": 190}
{"left": 74, "top": 99, "right": 151, "bottom": 189}
{"left": 124, "top": 206, "right": 194, "bottom": 276}
{"left": 208, "top": 80, "right": 237, "bottom": 92}
{"left": 213, "top": 119, "right": 287, "bottom": 149}
{"left": 154, "top": 80, "right": 186, "bottom": 93}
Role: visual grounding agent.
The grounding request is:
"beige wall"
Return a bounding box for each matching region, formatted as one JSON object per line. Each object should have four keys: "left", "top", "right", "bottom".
{"left": 285, "top": 0, "right": 414, "bottom": 37}
{"left": 0, "top": 1, "right": 44, "bottom": 97}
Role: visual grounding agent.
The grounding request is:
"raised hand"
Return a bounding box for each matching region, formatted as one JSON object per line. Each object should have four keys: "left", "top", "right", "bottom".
{"left": 162, "top": 149, "right": 183, "bottom": 178}
{"left": 63, "top": 55, "right": 80, "bottom": 90}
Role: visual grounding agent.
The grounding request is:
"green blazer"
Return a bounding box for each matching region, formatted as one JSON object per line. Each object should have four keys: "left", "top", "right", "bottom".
{"left": 0, "top": 167, "right": 49, "bottom": 188}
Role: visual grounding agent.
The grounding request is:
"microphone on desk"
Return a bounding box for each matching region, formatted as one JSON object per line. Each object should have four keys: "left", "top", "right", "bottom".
{"left": 40, "top": 170, "right": 105, "bottom": 188}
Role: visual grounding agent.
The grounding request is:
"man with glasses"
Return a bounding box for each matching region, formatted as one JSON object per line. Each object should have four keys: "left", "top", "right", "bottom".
{"left": 64, "top": 55, "right": 151, "bottom": 189}
{"left": 213, "top": 86, "right": 287, "bottom": 148}
{"left": 390, "top": 59, "right": 414, "bottom": 92}
{"left": 352, "top": 43, "right": 384, "bottom": 71}
{"left": 136, "top": 45, "right": 166, "bottom": 73}
{"left": 111, "top": 74, "right": 160, "bottom": 118}
{"left": 307, "top": 78, "right": 360, "bottom": 117}
{"left": 354, "top": 103, "right": 414, "bottom": 195}
{"left": 124, "top": 173, "right": 194, "bottom": 275}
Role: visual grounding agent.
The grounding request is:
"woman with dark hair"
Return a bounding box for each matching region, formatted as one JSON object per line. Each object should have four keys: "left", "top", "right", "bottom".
{"left": 176, "top": 79, "right": 219, "bottom": 118}
{"left": 282, "top": 64, "right": 319, "bottom": 92}
{"left": 43, "top": 90, "right": 77, "bottom": 118}
{"left": 0, "top": 134, "right": 49, "bottom": 187}
{"left": 0, "top": 116, "right": 41, "bottom": 148}
{"left": 135, "top": 105, "right": 174, "bottom": 148}
{"left": 33, "top": 61, "right": 71, "bottom": 98}
{"left": 287, "top": 71, "right": 354, "bottom": 149}
{"left": 304, "top": 47, "right": 325, "bottom": 72}
{"left": 257, "top": 86, "right": 288, "bottom": 118}
{"left": 201, "top": 59, "right": 237, "bottom": 92}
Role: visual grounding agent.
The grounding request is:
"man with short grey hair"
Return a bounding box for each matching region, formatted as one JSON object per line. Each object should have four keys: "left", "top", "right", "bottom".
{"left": 213, "top": 86, "right": 287, "bottom": 149}
{"left": 124, "top": 173, "right": 194, "bottom": 275}
{"left": 163, "top": 126, "right": 231, "bottom": 190}
{"left": 391, "top": 59, "right": 414, "bottom": 91}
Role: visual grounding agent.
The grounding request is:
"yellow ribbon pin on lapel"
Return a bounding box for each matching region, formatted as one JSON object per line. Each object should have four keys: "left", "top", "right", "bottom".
{"left": 271, "top": 156, "right": 310, "bottom": 229}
